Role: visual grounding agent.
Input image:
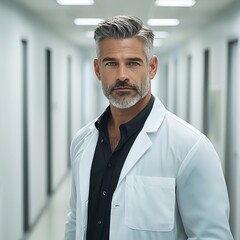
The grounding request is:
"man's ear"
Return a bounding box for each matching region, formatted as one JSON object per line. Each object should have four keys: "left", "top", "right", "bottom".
{"left": 94, "top": 58, "right": 101, "bottom": 80}
{"left": 149, "top": 55, "right": 158, "bottom": 80}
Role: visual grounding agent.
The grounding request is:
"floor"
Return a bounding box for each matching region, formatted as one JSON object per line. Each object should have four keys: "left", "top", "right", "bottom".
{"left": 23, "top": 173, "right": 71, "bottom": 240}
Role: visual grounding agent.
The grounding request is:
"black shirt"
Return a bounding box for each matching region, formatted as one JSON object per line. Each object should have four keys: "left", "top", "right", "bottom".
{"left": 86, "top": 95, "right": 154, "bottom": 240}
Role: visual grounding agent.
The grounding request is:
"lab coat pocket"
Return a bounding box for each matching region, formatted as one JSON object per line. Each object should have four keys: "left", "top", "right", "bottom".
{"left": 125, "top": 176, "right": 175, "bottom": 232}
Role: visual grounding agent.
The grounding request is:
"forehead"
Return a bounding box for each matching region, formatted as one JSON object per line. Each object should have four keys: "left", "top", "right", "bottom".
{"left": 98, "top": 37, "right": 146, "bottom": 60}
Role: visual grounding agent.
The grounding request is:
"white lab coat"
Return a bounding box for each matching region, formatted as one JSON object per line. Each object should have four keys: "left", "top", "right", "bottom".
{"left": 65, "top": 96, "right": 233, "bottom": 240}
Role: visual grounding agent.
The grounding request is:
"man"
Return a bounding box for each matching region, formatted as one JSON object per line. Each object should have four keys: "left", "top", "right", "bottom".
{"left": 65, "top": 16, "right": 233, "bottom": 240}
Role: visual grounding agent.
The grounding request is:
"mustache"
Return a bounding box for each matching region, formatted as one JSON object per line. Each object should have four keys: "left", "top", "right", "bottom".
{"left": 110, "top": 81, "right": 137, "bottom": 91}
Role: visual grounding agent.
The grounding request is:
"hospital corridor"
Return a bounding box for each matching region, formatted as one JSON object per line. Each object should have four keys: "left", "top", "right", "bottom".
{"left": 1, "top": 0, "right": 240, "bottom": 239}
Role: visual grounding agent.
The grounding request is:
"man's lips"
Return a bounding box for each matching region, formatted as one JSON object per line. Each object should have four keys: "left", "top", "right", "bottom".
{"left": 113, "top": 86, "right": 135, "bottom": 91}
{"left": 114, "top": 87, "right": 132, "bottom": 90}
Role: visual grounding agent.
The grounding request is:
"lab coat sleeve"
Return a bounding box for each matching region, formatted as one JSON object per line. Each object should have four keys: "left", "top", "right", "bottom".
{"left": 64, "top": 136, "right": 79, "bottom": 240}
{"left": 176, "top": 136, "right": 233, "bottom": 239}
{"left": 64, "top": 175, "right": 77, "bottom": 240}
{"left": 64, "top": 122, "right": 96, "bottom": 240}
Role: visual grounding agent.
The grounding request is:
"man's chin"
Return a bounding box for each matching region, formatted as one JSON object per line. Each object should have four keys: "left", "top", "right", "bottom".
{"left": 109, "top": 96, "right": 141, "bottom": 109}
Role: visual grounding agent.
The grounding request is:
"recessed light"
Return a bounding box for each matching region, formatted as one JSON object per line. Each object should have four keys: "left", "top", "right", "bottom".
{"left": 148, "top": 19, "right": 180, "bottom": 26}
{"left": 74, "top": 18, "right": 103, "bottom": 25}
{"left": 56, "top": 0, "right": 94, "bottom": 5}
{"left": 155, "top": 0, "right": 196, "bottom": 7}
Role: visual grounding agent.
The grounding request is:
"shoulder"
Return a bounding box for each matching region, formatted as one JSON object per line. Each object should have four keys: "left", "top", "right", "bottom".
{"left": 151, "top": 95, "right": 204, "bottom": 142}
{"left": 164, "top": 111, "right": 220, "bottom": 174}
{"left": 164, "top": 110, "right": 214, "bottom": 158}
{"left": 165, "top": 110, "right": 204, "bottom": 140}
{"left": 153, "top": 97, "right": 215, "bottom": 160}
{"left": 70, "top": 119, "right": 97, "bottom": 159}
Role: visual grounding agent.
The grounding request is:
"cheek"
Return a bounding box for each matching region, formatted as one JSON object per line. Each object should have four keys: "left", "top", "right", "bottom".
{"left": 100, "top": 78, "right": 110, "bottom": 91}
{"left": 140, "top": 70, "right": 150, "bottom": 82}
{"left": 101, "top": 70, "right": 116, "bottom": 84}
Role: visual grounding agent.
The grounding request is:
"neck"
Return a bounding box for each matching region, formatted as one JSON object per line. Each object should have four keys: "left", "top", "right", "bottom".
{"left": 109, "top": 93, "right": 151, "bottom": 130}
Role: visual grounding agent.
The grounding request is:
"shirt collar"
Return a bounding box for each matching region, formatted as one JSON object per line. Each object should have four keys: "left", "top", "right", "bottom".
{"left": 95, "top": 95, "right": 155, "bottom": 138}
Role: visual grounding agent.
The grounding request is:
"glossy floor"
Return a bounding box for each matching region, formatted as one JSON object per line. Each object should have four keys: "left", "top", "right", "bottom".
{"left": 23, "top": 173, "right": 71, "bottom": 240}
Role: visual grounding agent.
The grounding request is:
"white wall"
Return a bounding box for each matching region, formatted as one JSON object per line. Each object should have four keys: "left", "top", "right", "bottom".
{"left": 80, "top": 48, "right": 108, "bottom": 126}
{"left": 0, "top": 2, "right": 24, "bottom": 239}
{"left": 0, "top": 1, "right": 83, "bottom": 239}
{"left": 71, "top": 56, "right": 83, "bottom": 137}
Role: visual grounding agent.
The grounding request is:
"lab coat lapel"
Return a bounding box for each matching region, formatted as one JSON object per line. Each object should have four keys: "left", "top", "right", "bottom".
{"left": 118, "top": 130, "right": 152, "bottom": 184}
{"left": 117, "top": 96, "right": 165, "bottom": 186}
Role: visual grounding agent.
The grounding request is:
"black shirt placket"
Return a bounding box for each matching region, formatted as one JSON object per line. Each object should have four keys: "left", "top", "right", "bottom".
{"left": 86, "top": 95, "right": 155, "bottom": 240}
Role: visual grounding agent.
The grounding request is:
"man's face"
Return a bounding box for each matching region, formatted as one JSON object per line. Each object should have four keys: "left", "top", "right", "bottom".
{"left": 94, "top": 37, "right": 157, "bottom": 109}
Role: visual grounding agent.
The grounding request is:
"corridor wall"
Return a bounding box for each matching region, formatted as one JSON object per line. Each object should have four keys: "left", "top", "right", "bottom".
{"left": 0, "top": 1, "right": 83, "bottom": 239}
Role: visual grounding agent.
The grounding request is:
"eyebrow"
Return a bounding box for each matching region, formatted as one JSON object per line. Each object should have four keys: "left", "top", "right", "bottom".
{"left": 102, "top": 57, "right": 116, "bottom": 63}
{"left": 127, "top": 57, "right": 144, "bottom": 63}
{"left": 102, "top": 57, "right": 144, "bottom": 63}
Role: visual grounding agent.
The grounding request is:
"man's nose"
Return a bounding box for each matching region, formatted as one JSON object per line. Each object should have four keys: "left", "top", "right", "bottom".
{"left": 117, "top": 64, "right": 128, "bottom": 81}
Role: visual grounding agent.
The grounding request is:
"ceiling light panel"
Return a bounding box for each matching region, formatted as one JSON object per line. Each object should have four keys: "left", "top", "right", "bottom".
{"left": 155, "top": 0, "right": 196, "bottom": 7}
{"left": 148, "top": 19, "right": 180, "bottom": 26}
{"left": 74, "top": 18, "right": 103, "bottom": 25}
{"left": 56, "top": 0, "right": 94, "bottom": 5}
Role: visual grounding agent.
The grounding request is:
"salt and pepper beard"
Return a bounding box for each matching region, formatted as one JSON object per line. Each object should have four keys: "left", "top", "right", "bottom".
{"left": 102, "top": 78, "right": 151, "bottom": 109}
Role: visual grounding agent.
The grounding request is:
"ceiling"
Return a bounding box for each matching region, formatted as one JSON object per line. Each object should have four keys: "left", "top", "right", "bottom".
{"left": 13, "top": 0, "right": 237, "bottom": 52}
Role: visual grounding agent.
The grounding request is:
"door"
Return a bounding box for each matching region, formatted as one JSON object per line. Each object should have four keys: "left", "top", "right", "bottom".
{"left": 203, "top": 49, "right": 210, "bottom": 136}
{"left": 186, "top": 55, "right": 192, "bottom": 123}
{"left": 67, "top": 56, "right": 72, "bottom": 168}
{"left": 46, "top": 48, "right": 53, "bottom": 196}
{"left": 22, "top": 39, "right": 29, "bottom": 232}
{"left": 225, "top": 39, "right": 239, "bottom": 238}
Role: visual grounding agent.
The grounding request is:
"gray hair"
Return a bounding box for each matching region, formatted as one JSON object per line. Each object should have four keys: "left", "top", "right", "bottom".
{"left": 94, "top": 16, "right": 154, "bottom": 62}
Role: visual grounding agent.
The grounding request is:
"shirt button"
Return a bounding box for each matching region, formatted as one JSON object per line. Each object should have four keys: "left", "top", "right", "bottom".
{"left": 107, "top": 163, "right": 112, "bottom": 168}
{"left": 101, "top": 138, "right": 104, "bottom": 143}
{"left": 98, "top": 220, "right": 102, "bottom": 225}
{"left": 102, "top": 191, "right": 107, "bottom": 196}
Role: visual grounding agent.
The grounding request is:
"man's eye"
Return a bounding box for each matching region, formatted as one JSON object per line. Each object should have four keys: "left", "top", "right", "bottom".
{"left": 106, "top": 62, "right": 117, "bottom": 66}
{"left": 128, "top": 62, "right": 140, "bottom": 66}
